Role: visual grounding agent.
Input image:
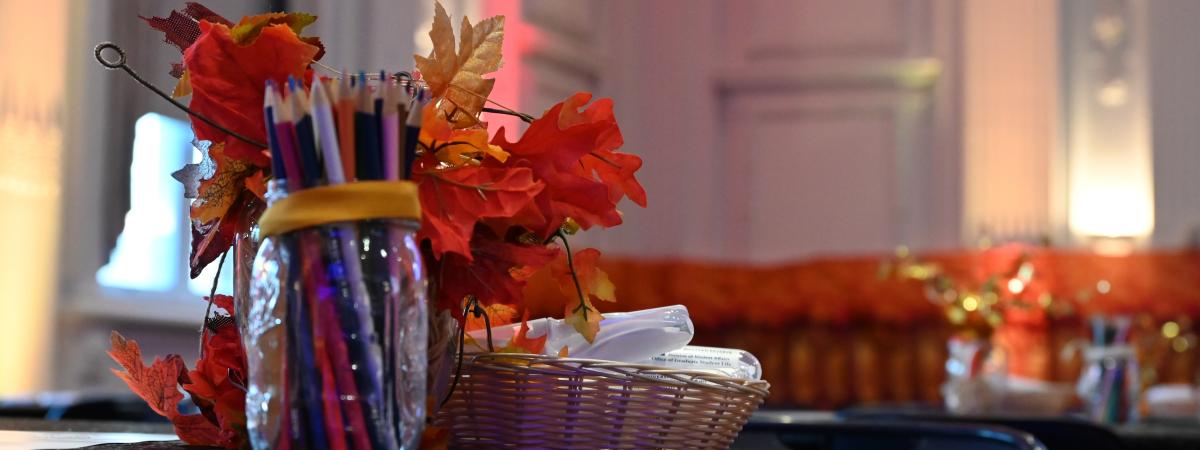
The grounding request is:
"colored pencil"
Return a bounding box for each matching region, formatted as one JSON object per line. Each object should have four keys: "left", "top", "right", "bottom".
{"left": 382, "top": 80, "right": 402, "bottom": 181}
{"left": 355, "top": 73, "right": 381, "bottom": 180}
{"left": 270, "top": 87, "right": 305, "bottom": 193}
{"left": 264, "top": 80, "right": 286, "bottom": 181}
{"left": 289, "top": 76, "right": 322, "bottom": 187}
{"left": 335, "top": 72, "right": 357, "bottom": 181}
{"left": 311, "top": 77, "right": 394, "bottom": 449}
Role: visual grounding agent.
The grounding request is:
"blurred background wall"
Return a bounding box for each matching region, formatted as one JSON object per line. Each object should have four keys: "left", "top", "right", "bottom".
{"left": 1, "top": 0, "right": 1197, "bottom": 396}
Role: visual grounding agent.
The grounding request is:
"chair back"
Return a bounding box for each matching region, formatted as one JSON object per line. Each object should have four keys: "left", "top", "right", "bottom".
{"left": 740, "top": 419, "right": 1047, "bottom": 450}
{"left": 839, "top": 408, "right": 1128, "bottom": 450}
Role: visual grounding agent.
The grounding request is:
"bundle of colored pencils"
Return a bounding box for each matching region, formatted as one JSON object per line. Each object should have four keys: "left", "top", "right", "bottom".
{"left": 261, "top": 72, "right": 430, "bottom": 449}
{"left": 1087, "top": 316, "right": 1135, "bottom": 424}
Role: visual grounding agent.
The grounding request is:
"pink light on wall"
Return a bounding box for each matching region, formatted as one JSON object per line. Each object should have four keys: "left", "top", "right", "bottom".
{"left": 484, "top": 0, "right": 539, "bottom": 141}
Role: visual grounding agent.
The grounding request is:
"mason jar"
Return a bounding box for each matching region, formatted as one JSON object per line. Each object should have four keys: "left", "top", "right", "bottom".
{"left": 246, "top": 180, "right": 427, "bottom": 449}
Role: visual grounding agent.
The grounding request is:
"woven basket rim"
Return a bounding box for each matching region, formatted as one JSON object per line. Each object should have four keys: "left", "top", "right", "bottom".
{"left": 461, "top": 352, "right": 772, "bottom": 397}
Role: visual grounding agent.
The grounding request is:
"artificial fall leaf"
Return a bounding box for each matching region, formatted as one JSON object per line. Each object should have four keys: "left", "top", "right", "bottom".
{"left": 415, "top": 163, "right": 543, "bottom": 259}
{"left": 184, "top": 311, "right": 247, "bottom": 443}
{"left": 464, "top": 302, "right": 517, "bottom": 331}
{"left": 190, "top": 189, "right": 265, "bottom": 278}
{"left": 185, "top": 20, "right": 319, "bottom": 166}
{"left": 492, "top": 92, "right": 640, "bottom": 237}
{"left": 141, "top": 3, "right": 233, "bottom": 78}
{"left": 579, "top": 147, "right": 646, "bottom": 208}
{"left": 107, "top": 332, "right": 189, "bottom": 419}
{"left": 419, "top": 103, "right": 509, "bottom": 166}
{"left": 564, "top": 248, "right": 617, "bottom": 303}
{"left": 107, "top": 332, "right": 229, "bottom": 447}
{"left": 190, "top": 143, "right": 261, "bottom": 224}
{"left": 414, "top": 1, "right": 505, "bottom": 128}
{"left": 229, "top": 12, "right": 326, "bottom": 60}
{"left": 172, "top": 70, "right": 193, "bottom": 98}
{"left": 496, "top": 311, "right": 548, "bottom": 354}
{"left": 558, "top": 346, "right": 570, "bottom": 357}
{"left": 208, "top": 293, "right": 236, "bottom": 314}
{"left": 553, "top": 248, "right": 616, "bottom": 342}
{"left": 230, "top": 12, "right": 314, "bottom": 43}
{"left": 172, "top": 152, "right": 204, "bottom": 199}
{"left": 420, "top": 425, "right": 451, "bottom": 450}
{"left": 564, "top": 296, "right": 603, "bottom": 344}
{"left": 435, "top": 229, "right": 559, "bottom": 314}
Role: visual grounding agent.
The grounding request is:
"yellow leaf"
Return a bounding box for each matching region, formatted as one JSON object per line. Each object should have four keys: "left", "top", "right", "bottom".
{"left": 553, "top": 248, "right": 616, "bottom": 343}
{"left": 590, "top": 267, "right": 616, "bottom": 303}
{"left": 464, "top": 302, "right": 517, "bottom": 332}
{"left": 564, "top": 297, "right": 604, "bottom": 343}
{"left": 414, "top": 1, "right": 505, "bottom": 128}
{"left": 172, "top": 70, "right": 192, "bottom": 98}
{"left": 230, "top": 12, "right": 318, "bottom": 45}
{"left": 557, "top": 346, "right": 569, "bottom": 357}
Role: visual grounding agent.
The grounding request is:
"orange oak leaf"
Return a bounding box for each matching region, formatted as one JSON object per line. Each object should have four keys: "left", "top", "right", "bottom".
{"left": 553, "top": 248, "right": 615, "bottom": 342}
{"left": 491, "top": 92, "right": 643, "bottom": 238}
{"left": 414, "top": 1, "right": 504, "bottom": 128}
{"left": 185, "top": 20, "right": 319, "bottom": 167}
{"left": 464, "top": 302, "right": 517, "bottom": 331}
{"left": 189, "top": 186, "right": 265, "bottom": 278}
{"left": 415, "top": 163, "right": 543, "bottom": 259}
{"left": 107, "top": 331, "right": 229, "bottom": 446}
{"left": 435, "top": 229, "right": 559, "bottom": 313}
{"left": 190, "top": 143, "right": 261, "bottom": 224}
{"left": 497, "top": 311, "right": 548, "bottom": 354}
{"left": 419, "top": 103, "right": 508, "bottom": 166}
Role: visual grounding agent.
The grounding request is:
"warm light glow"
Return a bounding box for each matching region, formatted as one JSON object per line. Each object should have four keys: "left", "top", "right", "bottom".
{"left": 1006, "top": 278, "right": 1025, "bottom": 294}
{"left": 962, "top": 295, "right": 980, "bottom": 312}
{"left": 1162, "top": 321, "right": 1180, "bottom": 339}
{"left": 0, "top": 0, "right": 66, "bottom": 395}
{"left": 1064, "top": 1, "right": 1154, "bottom": 242}
{"left": 1069, "top": 181, "right": 1154, "bottom": 238}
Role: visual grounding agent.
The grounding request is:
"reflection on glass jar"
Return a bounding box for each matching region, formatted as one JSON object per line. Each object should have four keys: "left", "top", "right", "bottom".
{"left": 245, "top": 181, "right": 428, "bottom": 449}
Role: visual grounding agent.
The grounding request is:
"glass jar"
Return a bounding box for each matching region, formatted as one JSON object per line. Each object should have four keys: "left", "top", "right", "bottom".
{"left": 1077, "top": 344, "right": 1139, "bottom": 423}
{"left": 246, "top": 180, "right": 428, "bottom": 449}
{"left": 942, "top": 336, "right": 1007, "bottom": 414}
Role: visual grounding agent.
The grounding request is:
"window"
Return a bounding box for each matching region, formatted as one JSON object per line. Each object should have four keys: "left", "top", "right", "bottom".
{"left": 95, "top": 113, "right": 233, "bottom": 299}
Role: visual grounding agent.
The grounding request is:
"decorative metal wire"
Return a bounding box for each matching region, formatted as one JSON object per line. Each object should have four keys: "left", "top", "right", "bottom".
{"left": 93, "top": 41, "right": 268, "bottom": 148}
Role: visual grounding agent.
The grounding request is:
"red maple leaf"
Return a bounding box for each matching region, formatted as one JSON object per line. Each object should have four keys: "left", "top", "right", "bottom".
{"left": 435, "top": 229, "right": 559, "bottom": 314}
{"left": 184, "top": 20, "right": 319, "bottom": 167}
{"left": 491, "top": 92, "right": 645, "bottom": 237}
{"left": 415, "top": 161, "right": 544, "bottom": 259}
{"left": 107, "top": 331, "right": 235, "bottom": 447}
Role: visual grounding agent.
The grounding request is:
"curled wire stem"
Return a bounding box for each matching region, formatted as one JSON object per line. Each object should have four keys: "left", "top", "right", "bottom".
{"left": 94, "top": 42, "right": 267, "bottom": 148}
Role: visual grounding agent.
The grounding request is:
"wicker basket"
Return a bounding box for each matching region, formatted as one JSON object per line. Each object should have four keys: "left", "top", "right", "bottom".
{"left": 434, "top": 353, "right": 770, "bottom": 449}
